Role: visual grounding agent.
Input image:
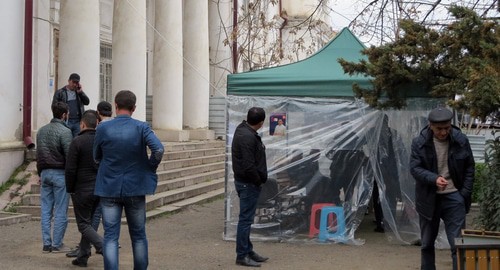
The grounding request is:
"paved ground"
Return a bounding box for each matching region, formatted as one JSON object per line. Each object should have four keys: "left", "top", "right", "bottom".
{"left": 0, "top": 198, "right": 457, "bottom": 270}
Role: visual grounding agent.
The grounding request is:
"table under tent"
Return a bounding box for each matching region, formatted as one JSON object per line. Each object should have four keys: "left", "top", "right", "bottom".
{"left": 223, "top": 28, "right": 442, "bottom": 245}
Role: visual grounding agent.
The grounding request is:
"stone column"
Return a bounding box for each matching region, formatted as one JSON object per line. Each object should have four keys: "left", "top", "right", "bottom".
{"left": 58, "top": 0, "right": 100, "bottom": 110}
{"left": 112, "top": 0, "right": 147, "bottom": 120}
{"left": 183, "top": 0, "right": 214, "bottom": 140}
{"left": 152, "top": 0, "right": 188, "bottom": 141}
{"left": 208, "top": 0, "right": 232, "bottom": 97}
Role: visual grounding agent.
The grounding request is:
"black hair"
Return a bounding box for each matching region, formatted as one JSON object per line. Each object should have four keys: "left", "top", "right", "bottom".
{"left": 81, "top": 110, "right": 98, "bottom": 129}
{"left": 115, "top": 90, "right": 136, "bottom": 111}
{"left": 247, "top": 107, "right": 265, "bottom": 125}
{"left": 52, "top": 101, "right": 69, "bottom": 119}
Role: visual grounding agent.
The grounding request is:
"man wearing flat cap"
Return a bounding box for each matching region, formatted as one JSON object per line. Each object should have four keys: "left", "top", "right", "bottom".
{"left": 52, "top": 73, "right": 90, "bottom": 137}
{"left": 410, "top": 107, "right": 475, "bottom": 270}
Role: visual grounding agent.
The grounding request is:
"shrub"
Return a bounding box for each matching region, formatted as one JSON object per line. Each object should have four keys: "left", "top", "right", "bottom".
{"left": 475, "top": 130, "right": 500, "bottom": 231}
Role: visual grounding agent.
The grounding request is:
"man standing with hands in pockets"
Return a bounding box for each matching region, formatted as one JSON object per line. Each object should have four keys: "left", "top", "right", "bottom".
{"left": 410, "top": 107, "right": 474, "bottom": 270}
{"left": 232, "top": 107, "right": 269, "bottom": 267}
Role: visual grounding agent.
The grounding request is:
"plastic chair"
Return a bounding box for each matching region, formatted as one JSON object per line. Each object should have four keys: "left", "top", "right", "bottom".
{"left": 308, "top": 203, "right": 334, "bottom": 238}
{"left": 318, "top": 206, "right": 346, "bottom": 242}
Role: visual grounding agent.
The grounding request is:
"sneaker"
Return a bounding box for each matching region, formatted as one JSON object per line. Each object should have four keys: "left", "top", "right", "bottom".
{"left": 42, "top": 245, "right": 52, "bottom": 253}
{"left": 66, "top": 246, "right": 80, "bottom": 258}
{"left": 51, "top": 244, "right": 72, "bottom": 253}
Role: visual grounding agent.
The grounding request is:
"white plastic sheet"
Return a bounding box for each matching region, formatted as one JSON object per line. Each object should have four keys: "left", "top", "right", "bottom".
{"left": 224, "top": 95, "right": 442, "bottom": 245}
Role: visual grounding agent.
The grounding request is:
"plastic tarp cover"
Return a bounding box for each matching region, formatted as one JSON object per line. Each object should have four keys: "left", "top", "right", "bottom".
{"left": 224, "top": 95, "right": 442, "bottom": 245}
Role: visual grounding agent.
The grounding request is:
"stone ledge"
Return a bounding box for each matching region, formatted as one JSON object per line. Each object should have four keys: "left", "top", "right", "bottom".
{"left": 0, "top": 211, "right": 31, "bottom": 226}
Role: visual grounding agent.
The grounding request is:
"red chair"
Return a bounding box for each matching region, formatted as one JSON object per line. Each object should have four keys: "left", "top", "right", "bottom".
{"left": 308, "top": 203, "right": 335, "bottom": 238}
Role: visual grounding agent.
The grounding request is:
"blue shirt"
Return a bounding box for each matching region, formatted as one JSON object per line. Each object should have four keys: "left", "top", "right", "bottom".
{"left": 93, "top": 114, "right": 164, "bottom": 197}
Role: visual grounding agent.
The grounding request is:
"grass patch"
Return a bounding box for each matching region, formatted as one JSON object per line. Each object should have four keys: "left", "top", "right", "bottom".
{"left": 0, "top": 161, "right": 30, "bottom": 195}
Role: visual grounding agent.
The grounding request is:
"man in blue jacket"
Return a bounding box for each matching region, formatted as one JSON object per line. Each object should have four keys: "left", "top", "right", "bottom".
{"left": 93, "top": 90, "right": 164, "bottom": 270}
{"left": 410, "top": 107, "right": 474, "bottom": 270}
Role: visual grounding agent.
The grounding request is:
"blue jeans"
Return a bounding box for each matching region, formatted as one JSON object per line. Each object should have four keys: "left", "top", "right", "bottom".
{"left": 101, "top": 196, "right": 148, "bottom": 270}
{"left": 234, "top": 181, "right": 261, "bottom": 259}
{"left": 420, "top": 191, "right": 466, "bottom": 270}
{"left": 40, "top": 169, "right": 70, "bottom": 248}
{"left": 67, "top": 118, "right": 81, "bottom": 137}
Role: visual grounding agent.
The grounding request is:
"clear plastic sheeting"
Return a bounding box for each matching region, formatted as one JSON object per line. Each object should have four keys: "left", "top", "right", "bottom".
{"left": 224, "top": 95, "right": 442, "bottom": 245}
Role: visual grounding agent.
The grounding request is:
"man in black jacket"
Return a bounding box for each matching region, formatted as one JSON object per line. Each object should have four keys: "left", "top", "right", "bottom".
{"left": 410, "top": 107, "right": 474, "bottom": 270}
{"left": 52, "top": 73, "right": 90, "bottom": 137}
{"left": 232, "top": 107, "right": 269, "bottom": 267}
{"left": 65, "top": 110, "right": 103, "bottom": 267}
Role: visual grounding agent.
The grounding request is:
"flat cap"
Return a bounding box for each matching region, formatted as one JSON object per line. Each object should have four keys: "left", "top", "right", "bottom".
{"left": 428, "top": 107, "right": 453, "bottom": 123}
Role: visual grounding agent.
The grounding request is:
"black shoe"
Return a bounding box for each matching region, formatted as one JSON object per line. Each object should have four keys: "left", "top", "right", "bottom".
{"left": 236, "top": 255, "right": 261, "bottom": 267}
{"left": 66, "top": 247, "right": 79, "bottom": 258}
{"left": 42, "top": 245, "right": 52, "bottom": 253}
{"left": 249, "top": 252, "right": 268, "bottom": 262}
{"left": 374, "top": 226, "right": 385, "bottom": 233}
{"left": 71, "top": 259, "right": 88, "bottom": 267}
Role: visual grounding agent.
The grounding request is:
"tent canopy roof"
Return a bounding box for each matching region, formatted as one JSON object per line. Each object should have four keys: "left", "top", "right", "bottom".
{"left": 227, "top": 28, "right": 372, "bottom": 97}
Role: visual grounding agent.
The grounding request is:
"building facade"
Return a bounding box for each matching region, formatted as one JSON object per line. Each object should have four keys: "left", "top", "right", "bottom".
{"left": 0, "top": 0, "right": 333, "bottom": 184}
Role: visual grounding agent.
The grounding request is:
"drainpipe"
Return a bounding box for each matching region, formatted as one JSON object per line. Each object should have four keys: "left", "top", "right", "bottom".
{"left": 23, "top": 0, "right": 35, "bottom": 150}
{"left": 278, "top": 0, "right": 287, "bottom": 59}
{"left": 232, "top": 0, "right": 238, "bottom": 73}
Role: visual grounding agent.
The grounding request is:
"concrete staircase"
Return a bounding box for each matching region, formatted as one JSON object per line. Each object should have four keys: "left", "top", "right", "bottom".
{"left": 14, "top": 140, "right": 226, "bottom": 223}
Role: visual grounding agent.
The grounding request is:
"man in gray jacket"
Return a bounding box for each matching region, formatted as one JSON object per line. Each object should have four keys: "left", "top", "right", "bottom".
{"left": 410, "top": 107, "right": 474, "bottom": 270}
{"left": 36, "top": 101, "right": 73, "bottom": 253}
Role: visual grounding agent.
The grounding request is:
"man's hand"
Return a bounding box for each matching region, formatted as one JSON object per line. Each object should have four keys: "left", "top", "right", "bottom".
{"left": 436, "top": 176, "right": 448, "bottom": 191}
{"left": 76, "top": 83, "right": 83, "bottom": 94}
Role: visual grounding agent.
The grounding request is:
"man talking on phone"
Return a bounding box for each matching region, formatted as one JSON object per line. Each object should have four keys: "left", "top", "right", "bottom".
{"left": 52, "top": 73, "right": 90, "bottom": 137}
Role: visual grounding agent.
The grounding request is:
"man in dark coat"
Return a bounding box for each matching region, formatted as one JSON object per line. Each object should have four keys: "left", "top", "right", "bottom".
{"left": 52, "top": 73, "right": 90, "bottom": 137}
{"left": 65, "top": 110, "right": 103, "bottom": 267}
{"left": 410, "top": 107, "right": 474, "bottom": 270}
{"left": 232, "top": 107, "right": 269, "bottom": 267}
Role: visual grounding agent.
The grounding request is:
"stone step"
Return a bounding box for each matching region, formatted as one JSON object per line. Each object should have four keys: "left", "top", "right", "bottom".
{"left": 163, "top": 140, "right": 225, "bottom": 152}
{"left": 156, "top": 169, "right": 225, "bottom": 193}
{"left": 163, "top": 147, "right": 224, "bottom": 161}
{"left": 157, "top": 162, "right": 225, "bottom": 181}
{"left": 0, "top": 211, "right": 31, "bottom": 226}
{"left": 146, "top": 178, "right": 225, "bottom": 211}
{"left": 158, "top": 154, "right": 225, "bottom": 171}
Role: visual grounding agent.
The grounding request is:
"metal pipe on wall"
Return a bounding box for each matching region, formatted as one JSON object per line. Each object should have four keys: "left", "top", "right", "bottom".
{"left": 23, "top": 0, "right": 35, "bottom": 150}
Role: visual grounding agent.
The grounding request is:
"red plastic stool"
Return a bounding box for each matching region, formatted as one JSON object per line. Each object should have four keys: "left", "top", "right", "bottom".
{"left": 308, "top": 203, "right": 335, "bottom": 238}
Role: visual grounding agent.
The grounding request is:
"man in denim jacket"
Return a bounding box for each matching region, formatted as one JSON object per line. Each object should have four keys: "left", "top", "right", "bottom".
{"left": 93, "top": 90, "right": 164, "bottom": 270}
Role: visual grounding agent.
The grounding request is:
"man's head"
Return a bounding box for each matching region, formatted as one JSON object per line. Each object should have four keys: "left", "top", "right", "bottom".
{"left": 114, "top": 90, "right": 136, "bottom": 113}
{"left": 52, "top": 101, "right": 69, "bottom": 120}
{"left": 97, "top": 101, "right": 113, "bottom": 117}
{"left": 278, "top": 119, "right": 284, "bottom": 126}
{"left": 247, "top": 107, "right": 265, "bottom": 130}
{"left": 68, "top": 73, "right": 80, "bottom": 91}
{"left": 80, "top": 110, "right": 98, "bottom": 130}
{"left": 428, "top": 107, "right": 453, "bottom": 141}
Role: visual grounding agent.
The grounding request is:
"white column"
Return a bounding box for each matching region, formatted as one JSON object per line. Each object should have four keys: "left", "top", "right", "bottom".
{"left": 112, "top": 0, "right": 147, "bottom": 120}
{"left": 0, "top": 1, "right": 24, "bottom": 142}
{"left": 58, "top": 0, "right": 100, "bottom": 111}
{"left": 152, "top": 0, "right": 183, "bottom": 131}
{"left": 208, "top": 0, "right": 232, "bottom": 97}
{"left": 33, "top": 0, "right": 57, "bottom": 132}
{"left": 183, "top": 0, "right": 211, "bottom": 133}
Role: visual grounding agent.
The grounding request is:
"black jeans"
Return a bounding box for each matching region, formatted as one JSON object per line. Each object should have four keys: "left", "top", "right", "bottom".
{"left": 419, "top": 191, "right": 466, "bottom": 270}
{"left": 71, "top": 192, "right": 103, "bottom": 262}
{"left": 234, "top": 181, "right": 261, "bottom": 260}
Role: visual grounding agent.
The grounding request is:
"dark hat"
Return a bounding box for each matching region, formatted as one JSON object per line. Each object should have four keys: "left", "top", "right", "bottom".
{"left": 97, "top": 101, "right": 112, "bottom": 115}
{"left": 69, "top": 73, "right": 80, "bottom": 82}
{"left": 428, "top": 107, "right": 453, "bottom": 123}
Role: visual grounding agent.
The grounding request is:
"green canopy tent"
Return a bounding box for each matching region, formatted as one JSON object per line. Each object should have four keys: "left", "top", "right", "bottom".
{"left": 227, "top": 27, "right": 371, "bottom": 97}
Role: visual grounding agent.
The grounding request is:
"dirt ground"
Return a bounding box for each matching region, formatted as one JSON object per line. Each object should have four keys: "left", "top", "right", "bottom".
{"left": 0, "top": 198, "right": 458, "bottom": 270}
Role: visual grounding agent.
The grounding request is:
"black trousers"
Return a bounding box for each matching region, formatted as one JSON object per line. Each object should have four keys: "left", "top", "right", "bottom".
{"left": 71, "top": 191, "right": 103, "bottom": 262}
